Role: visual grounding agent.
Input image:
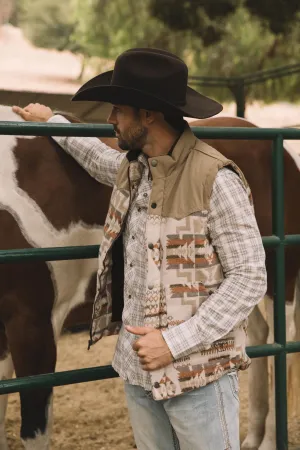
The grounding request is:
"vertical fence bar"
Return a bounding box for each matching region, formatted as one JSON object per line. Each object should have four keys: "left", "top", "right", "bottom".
{"left": 272, "top": 134, "right": 288, "bottom": 449}
{"left": 235, "top": 81, "right": 246, "bottom": 118}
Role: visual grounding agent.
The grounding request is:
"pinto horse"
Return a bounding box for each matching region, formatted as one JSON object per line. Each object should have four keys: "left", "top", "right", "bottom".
{"left": 0, "top": 108, "right": 299, "bottom": 449}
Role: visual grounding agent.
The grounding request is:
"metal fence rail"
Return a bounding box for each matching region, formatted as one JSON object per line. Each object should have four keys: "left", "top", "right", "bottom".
{"left": 189, "top": 62, "right": 300, "bottom": 118}
{"left": 1, "top": 122, "right": 300, "bottom": 449}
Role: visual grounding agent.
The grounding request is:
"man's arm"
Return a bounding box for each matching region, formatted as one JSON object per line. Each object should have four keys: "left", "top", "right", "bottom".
{"left": 162, "top": 167, "right": 267, "bottom": 360}
{"left": 12, "top": 104, "right": 125, "bottom": 187}
{"left": 48, "top": 115, "right": 125, "bottom": 187}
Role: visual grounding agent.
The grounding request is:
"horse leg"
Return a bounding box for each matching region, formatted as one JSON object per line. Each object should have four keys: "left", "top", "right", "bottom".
{"left": 6, "top": 315, "right": 56, "bottom": 450}
{"left": 287, "top": 270, "right": 300, "bottom": 420}
{"left": 0, "top": 323, "right": 14, "bottom": 450}
{"left": 257, "top": 296, "right": 278, "bottom": 450}
{"left": 242, "top": 302, "right": 269, "bottom": 450}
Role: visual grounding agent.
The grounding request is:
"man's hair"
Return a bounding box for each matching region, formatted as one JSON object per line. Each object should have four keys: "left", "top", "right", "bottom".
{"left": 132, "top": 107, "right": 185, "bottom": 133}
{"left": 163, "top": 114, "right": 185, "bottom": 133}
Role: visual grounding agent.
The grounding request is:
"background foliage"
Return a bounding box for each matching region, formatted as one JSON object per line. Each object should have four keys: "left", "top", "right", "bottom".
{"left": 4, "top": 0, "right": 300, "bottom": 103}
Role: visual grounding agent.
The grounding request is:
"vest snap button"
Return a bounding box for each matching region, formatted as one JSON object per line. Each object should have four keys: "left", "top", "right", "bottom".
{"left": 148, "top": 243, "right": 154, "bottom": 250}
{"left": 151, "top": 159, "right": 158, "bottom": 167}
{"left": 151, "top": 202, "right": 157, "bottom": 209}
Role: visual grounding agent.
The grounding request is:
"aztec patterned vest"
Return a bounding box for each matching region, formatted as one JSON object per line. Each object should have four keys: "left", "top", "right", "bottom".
{"left": 89, "top": 126, "right": 253, "bottom": 400}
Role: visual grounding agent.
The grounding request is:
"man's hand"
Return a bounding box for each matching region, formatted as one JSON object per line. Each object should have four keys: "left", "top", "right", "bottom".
{"left": 12, "top": 103, "right": 54, "bottom": 122}
{"left": 126, "top": 325, "right": 173, "bottom": 371}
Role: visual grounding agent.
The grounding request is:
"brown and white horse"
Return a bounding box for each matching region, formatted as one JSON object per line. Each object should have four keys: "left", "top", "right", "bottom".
{"left": 0, "top": 107, "right": 299, "bottom": 449}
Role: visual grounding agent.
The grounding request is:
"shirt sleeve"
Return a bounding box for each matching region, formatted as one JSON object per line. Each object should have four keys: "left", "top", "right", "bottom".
{"left": 47, "top": 114, "right": 126, "bottom": 187}
{"left": 162, "top": 167, "right": 267, "bottom": 360}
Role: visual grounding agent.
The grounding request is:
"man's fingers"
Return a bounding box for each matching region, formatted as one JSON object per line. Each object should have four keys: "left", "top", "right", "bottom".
{"left": 126, "top": 325, "right": 154, "bottom": 335}
{"left": 132, "top": 341, "right": 138, "bottom": 352}
{"left": 12, "top": 103, "right": 53, "bottom": 122}
{"left": 132, "top": 340, "right": 141, "bottom": 352}
{"left": 12, "top": 106, "right": 24, "bottom": 114}
{"left": 140, "top": 361, "right": 159, "bottom": 372}
{"left": 12, "top": 106, "right": 31, "bottom": 120}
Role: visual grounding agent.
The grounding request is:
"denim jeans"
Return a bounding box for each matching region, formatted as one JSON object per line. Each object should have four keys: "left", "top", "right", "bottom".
{"left": 124, "top": 372, "right": 240, "bottom": 450}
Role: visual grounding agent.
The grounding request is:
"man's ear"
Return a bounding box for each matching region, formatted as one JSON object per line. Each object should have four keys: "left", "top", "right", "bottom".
{"left": 140, "top": 109, "right": 155, "bottom": 124}
{"left": 145, "top": 110, "right": 163, "bottom": 124}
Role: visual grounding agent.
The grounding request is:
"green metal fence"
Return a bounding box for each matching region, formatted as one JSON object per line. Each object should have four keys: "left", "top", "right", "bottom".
{"left": 1, "top": 121, "right": 300, "bottom": 449}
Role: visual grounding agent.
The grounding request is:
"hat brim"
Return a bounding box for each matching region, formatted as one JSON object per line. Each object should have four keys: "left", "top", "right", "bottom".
{"left": 71, "top": 70, "right": 223, "bottom": 119}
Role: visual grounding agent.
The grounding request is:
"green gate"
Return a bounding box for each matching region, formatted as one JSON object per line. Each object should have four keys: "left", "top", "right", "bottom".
{"left": 1, "top": 121, "right": 300, "bottom": 449}
{"left": 189, "top": 62, "right": 300, "bottom": 118}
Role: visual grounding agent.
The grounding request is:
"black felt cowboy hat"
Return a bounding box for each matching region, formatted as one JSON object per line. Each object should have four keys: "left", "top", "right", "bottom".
{"left": 72, "top": 48, "right": 223, "bottom": 119}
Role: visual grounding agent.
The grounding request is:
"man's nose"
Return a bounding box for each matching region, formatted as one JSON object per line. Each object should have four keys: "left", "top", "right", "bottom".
{"left": 107, "top": 111, "right": 116, "bottom": 124}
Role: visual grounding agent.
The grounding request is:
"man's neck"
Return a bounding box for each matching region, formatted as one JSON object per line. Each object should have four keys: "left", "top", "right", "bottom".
{"left": 142, "top": 129, "right": 182, "bottom": 158}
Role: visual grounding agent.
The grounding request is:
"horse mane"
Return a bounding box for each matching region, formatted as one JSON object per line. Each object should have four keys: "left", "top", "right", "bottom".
{"left": 53, "top": 110, "right": 84, "bottom": 124}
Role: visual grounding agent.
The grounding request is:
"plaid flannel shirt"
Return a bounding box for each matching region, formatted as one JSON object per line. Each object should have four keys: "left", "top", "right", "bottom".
{"left": 49, "top": 115, "right": 267, "bottom": 391}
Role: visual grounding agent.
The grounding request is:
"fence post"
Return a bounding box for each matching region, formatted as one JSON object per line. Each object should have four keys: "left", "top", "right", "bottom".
{"left": 230, "top": 80, "right": 246, "bottom": 118}
{"left": 272, "top": 134, "right": 288, "bottom": 449}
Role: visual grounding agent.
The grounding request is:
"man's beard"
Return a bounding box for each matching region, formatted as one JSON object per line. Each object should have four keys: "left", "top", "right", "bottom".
{"left": 115, "top": 123, "right": 147, "bottom": 151}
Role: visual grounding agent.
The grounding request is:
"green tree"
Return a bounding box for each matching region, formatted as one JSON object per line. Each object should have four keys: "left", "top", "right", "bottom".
{"left": 14, "top": 0, "right": 80, "bottom": 52}
{"left": 244, "top": 0, "right": 300, "bottom": 34}
{"left": 11, "top": 0, "right": 89, "bottom": 78}
{"left": 148, "top": 1, "right": 300, "bottom": 102}
{"left": 149, "top": 0, "right": 239, "bottom": 46}
{"left": 186, "top": 6, "right": 300, "bottom": 103}
{"left": 72, "top": 0, "right": 193, "bottom": 60}
{"left": 149, "top": 0, "right": 300, "bottom": 42}
{"left": 11, "top": 0, "right": 300, "bottom": 103}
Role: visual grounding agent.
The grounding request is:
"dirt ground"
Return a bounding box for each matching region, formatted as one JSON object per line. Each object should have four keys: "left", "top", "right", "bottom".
{"left": 3, "top": 330, "right": 300, "bottom": 449}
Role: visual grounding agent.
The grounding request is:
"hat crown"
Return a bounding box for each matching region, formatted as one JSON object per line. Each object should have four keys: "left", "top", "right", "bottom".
{"left": 72, "top": 47, "right": 223, "bottom": 119}
{"left": 111, "top": 48, "right": 188, "bottom": 106}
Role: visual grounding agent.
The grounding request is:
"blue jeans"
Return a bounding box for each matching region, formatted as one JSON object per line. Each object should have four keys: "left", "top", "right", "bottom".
{"left": 124, "top": 372, "right": 240, "bottom": 450}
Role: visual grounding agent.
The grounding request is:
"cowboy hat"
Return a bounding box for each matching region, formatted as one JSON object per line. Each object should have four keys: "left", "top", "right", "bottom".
{"left": 72, "top": 48, "right": 223, "bottom": 119}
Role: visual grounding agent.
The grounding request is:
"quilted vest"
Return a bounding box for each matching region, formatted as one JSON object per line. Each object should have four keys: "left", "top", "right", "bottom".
{"left": 89, "top": 126, "right": 252, "bottom": 400}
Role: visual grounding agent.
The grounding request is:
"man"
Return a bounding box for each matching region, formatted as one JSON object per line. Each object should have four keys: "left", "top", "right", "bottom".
{"left": 13, "top": 47, "right": 267, "bottom": 450}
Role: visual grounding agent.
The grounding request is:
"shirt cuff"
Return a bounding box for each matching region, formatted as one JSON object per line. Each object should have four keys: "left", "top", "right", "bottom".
{"left": 47, "top": 114, "right": 70, "bottom": 124}
{"left": 162, "top": 316, "right": 207, "bottom": 360}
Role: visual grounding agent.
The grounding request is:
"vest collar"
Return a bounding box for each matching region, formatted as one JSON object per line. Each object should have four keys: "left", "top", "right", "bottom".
{"left": 126, "top": 123, "right": 197, "bottom": 180}
{"left": 147, "top": 125, "right": 197, "bottom": 179}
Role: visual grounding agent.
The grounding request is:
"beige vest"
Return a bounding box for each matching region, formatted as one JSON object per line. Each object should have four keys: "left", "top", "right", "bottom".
{"left": 90, "top": 126, "right": 252, "bottom": 400}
